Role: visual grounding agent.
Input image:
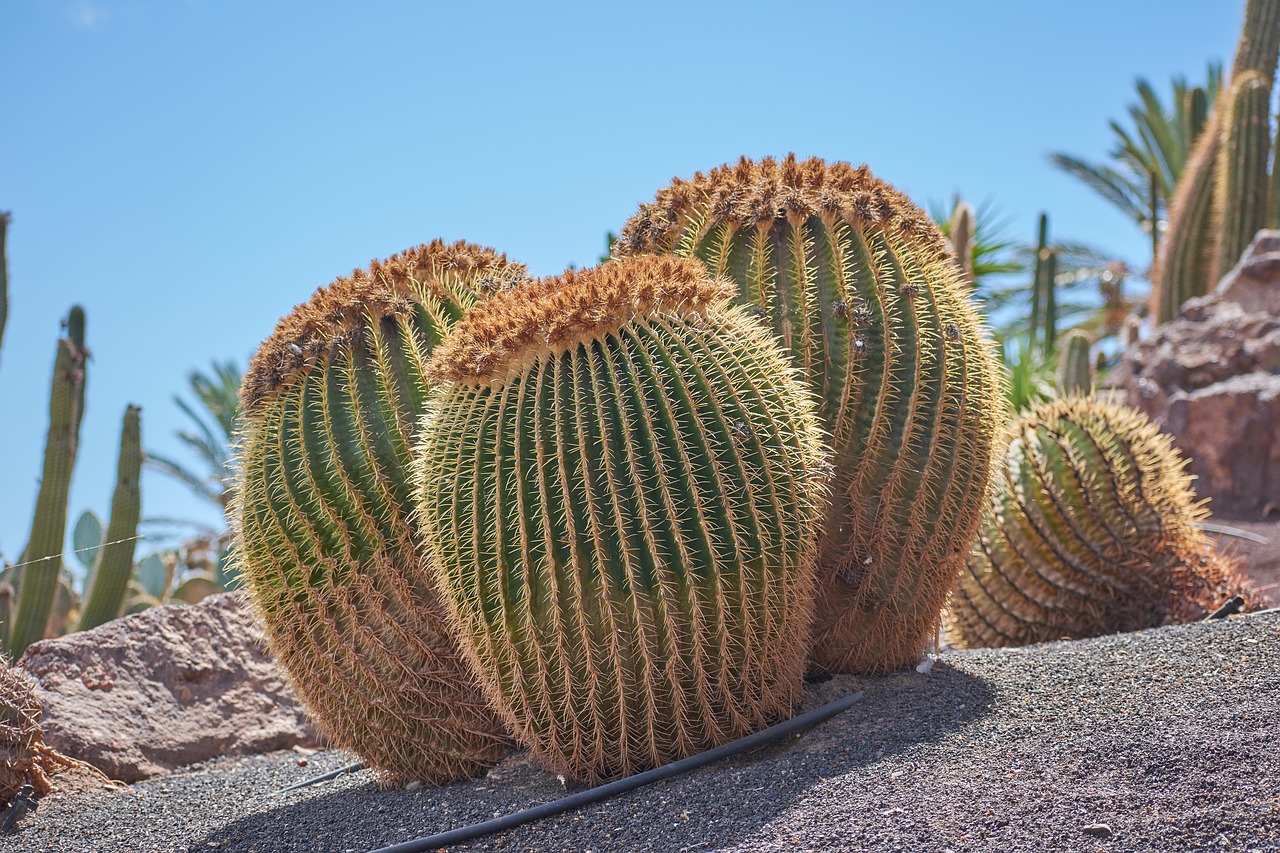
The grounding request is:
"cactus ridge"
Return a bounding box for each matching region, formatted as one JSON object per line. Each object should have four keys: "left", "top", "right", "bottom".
{"left": 416, "top": 256, "right": 828, "bottom": 782}
{"left": 1154, "top": 105, "right": 1222, "bottom": 322}
{"left": 946, "top": 397, "right": 1248, "bottom": 649}
{"left": 233, "top": 240, "right": 525, "bottom": 784}
{"left": 614, "top": 155, "right": 1004, "bottom": 673}
{"left": 1212, "top": 70, "right": 1274, "bottom": 282}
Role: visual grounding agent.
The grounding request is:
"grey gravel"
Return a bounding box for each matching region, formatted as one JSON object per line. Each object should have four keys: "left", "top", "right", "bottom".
{"left": 7, "top": 610, "right": 1278, "bottom": 853}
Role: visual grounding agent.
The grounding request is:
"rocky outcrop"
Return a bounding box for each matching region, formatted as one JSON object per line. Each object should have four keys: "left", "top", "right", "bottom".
{"left": 1108, "top": 230, "right": 1280, "bottom": 514}
{"left": 19, "top": 592, "right": 319, "bottom": 782}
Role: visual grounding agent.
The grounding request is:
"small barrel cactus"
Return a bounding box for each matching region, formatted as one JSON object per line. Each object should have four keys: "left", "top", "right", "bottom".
{"left": 415, "top": 255, "right": 829, "bottom": 782}
{"left": 946, "top": 396, "right": 1248, "bottom": 648}
{"left": 233, "top": 240, "right": 527, "bottom": 785}
{"left": 613, "top": 155, "right": 1004, "bottom": 673}
{"left": 1, "top": 656, "right": 84, "bottom": 801}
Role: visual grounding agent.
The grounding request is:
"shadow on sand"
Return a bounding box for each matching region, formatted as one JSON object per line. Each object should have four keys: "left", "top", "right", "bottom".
{"left": 196, "top": 662, "right": 994, "bottom": 852}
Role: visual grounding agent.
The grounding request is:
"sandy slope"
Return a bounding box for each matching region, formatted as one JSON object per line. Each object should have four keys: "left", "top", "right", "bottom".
{"left": 7, "top": 608, "right": 1277, "bottom": 853}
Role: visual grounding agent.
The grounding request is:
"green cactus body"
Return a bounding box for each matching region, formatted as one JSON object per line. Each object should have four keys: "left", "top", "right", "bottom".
{"left": 1213, "top": 70, "right": 1273, "bottom": 281}
{"left": 415, "top": 256, "right": 828, "bottom": 782}
{"left": 1232, "top": 0, "right": 1280, "bottom": 80}
{"left": 1055, "top": 330, "right": 1093, "bottom": 397}
{"left": 1155, "top": 106, "right": 1222, "bottom": 323}
{"left": 1029, "top": 214, "right": 1049, "bottom": 346}
{"left": 234, "top": 240, "right": 526, "bottom": 785}
{"left": 945, "top": 397, "right": 1248, "bottom": 649}
{"left": 949, "top": 201, "right": 975, "bottom": 284}
{"left": 613, "top": 156, "right": 1004, "bottom": 674}
{"left": 1269, "top": 114, "right": 1280, "bottom": 228}
{"left": 79, "top": 406, "right": 142, "bottom": 630}
{"left": 1185, "top": 87, "right": 1208, "bottom": 157}
{"left": 7, "top": 321, "right": 88, "bottom": 656}
{"left": 0, "top": 212, "right": 9, "bottom": 363}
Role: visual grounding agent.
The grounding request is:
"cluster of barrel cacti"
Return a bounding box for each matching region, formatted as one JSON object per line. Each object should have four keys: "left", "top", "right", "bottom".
{"left": 233, "top": 156, "right": 1008, "bottom": 784}
{"left": 1154, "top": 0, "right": 1280, "bottom": 322}
{"left": 232, "top": 152, "right": 1253, "bottom": 788}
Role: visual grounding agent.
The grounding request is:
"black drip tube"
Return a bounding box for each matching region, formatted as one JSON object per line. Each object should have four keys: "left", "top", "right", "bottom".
{"left": 368, "top": 690, "right": 865, "bottom": 853}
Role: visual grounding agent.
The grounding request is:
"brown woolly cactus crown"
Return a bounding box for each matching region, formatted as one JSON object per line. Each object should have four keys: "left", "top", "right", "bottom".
{"left": 429, "top": 255, "right": 734, "bottom": 384}
{"left": 242, "top": 239, "right": 526, "bottom": 413}
{"left": 616, "top": 155, "right": 942, "bottom": 253}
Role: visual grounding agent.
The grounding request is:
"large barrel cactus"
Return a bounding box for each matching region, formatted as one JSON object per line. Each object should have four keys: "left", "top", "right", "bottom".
{"left": 233, "top": 240, "right": 527, "bottom": 784}
{"left": 415, "top": 255, "right": 829, "bottom": 783}
{"left": 946, "top": 396, "right": 1248, "bottom": 649}
{"left": 614, "top": 155, "right": 1004, "bottom": 673}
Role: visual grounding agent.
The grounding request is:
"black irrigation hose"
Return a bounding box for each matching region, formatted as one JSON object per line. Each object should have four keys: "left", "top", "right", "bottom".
{"left": 1205, "top": 595, "right": 1246, "bottom": 620}
{"left": 273, "top": 761, "right": 366, "bottom": 795}
{"left": 368, "top": 690, "right": 865, "bottom": 853}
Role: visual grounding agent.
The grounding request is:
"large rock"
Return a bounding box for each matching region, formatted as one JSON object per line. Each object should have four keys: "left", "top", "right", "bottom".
{"left": 1107, "top": 230, "right": 1280, "bottom": 513}
{"left": 19, "top": 592, "right": 319, "bottom": 782}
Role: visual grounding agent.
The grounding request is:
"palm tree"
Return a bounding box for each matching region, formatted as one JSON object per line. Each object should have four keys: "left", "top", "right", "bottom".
{"left": 146, "top": 360, "right": 241, "bottom": 515}
{"left": 1050, "top": 64, "right": 1222, "bottom": 270}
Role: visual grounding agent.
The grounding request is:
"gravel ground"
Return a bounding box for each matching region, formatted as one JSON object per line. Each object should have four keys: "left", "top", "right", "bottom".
{"left": 7, "top": 609, "right": 1278, "bottom": 853}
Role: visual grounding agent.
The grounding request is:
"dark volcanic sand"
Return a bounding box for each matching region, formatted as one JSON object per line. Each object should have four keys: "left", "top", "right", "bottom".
{"left": 7, "top": 609, "right": 1278, "bottom": 853}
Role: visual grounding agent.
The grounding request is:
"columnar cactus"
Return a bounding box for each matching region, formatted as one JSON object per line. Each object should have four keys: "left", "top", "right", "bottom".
{"left": 79, "top": 405, "right": 143, "bottom": 631}
{"left": 948, "top": 201, "right": 975, "bottom": 284}
{"left": 233, "top": 240, "right": 526, "bottom": 785}
{"left": 6, "top": 311, "right": 89, "bottom": 656}
{"left": 1055, "top": 329, "right": 1093, "bottom": 397}
{"left": 1154, "top": 0, "right": 1280, "bottom": 322}
{"left": 613, "top": 155, "right": 1004, "bottom": 673}
{"left": 1213, "top": 70, "right": 1273, "bottom": 283}
{"left": 415, "top": 255, "right": 828, "bottom": 782}
{"left": 946, "top": 397, "right": 1248, "bottom": 649}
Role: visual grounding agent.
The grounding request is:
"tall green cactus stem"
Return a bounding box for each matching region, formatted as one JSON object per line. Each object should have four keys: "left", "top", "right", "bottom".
{"left": 945, "top": 397, "right": 1249, "bottom": 649}
{"left": 1185, "top": 88, "right": 1209, "bottom": 162}
{"left": 1231, "top": 0, "right": 1280, "bottom": 80}
{"left": 1155, "top": 105, "right": 1222, "bottom": 323}
{"left": 78, "top": 406, "right": 142, "bottom": 630}
{"left": 1269, "top": 113, "right": 1280, "bottom": 228}
{"left": 0, "top": 212, "right": 9, "bottom": 364}
{"left": 7, "top": 319, "right": 88, "bottom": 656}
{"left": 416, "top": 256, "right": 828, "bottom": 782}
{"left": 1055, "top": 330, "right": 1092, "bottom": 397}
{"left": 613, "top": 155, "right": 1004, "bottom": 673}
{"left": 234, "top": 240, "right": 525, "bottom": 785}
{"left": 949, "top": 201, "right": 975, "bottom": 285}
{"left": 1212, "top": 71, "right": 1273, "bottom": 283}
{"left": 64, "top": 306, "right": 87, "bottom": 462}
{"left": 1029, "top": 214, "right": 1049, "bottom": 347}
{"left": 1042, "top": 249, "right": 1058, "bottom": 352}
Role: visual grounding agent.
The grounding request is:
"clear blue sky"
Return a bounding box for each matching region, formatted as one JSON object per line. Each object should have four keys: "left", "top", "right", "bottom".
{"left": 0, "top": 1, "right": 1243, "bottom": 561}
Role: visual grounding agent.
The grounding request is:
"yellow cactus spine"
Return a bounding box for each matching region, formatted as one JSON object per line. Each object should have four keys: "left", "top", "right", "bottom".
{"left": 614, "top": 155, "right": 1004, "bottom": 674}
{"left": 233, "top": 240, "right": 527, "bottom": 785}
{"left": 415, "top": 255, "right": 829, "bottom": 783}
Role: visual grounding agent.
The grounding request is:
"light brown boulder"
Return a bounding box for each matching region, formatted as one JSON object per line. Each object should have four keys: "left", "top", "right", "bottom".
{"left": 1107, "top": 230, "right": 1280, "bottom": 513}
{"left": 19, "top": 592, "right": 319, "bottom": 782}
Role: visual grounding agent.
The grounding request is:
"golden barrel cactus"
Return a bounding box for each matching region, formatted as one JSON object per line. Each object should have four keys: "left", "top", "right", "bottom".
{"left": 415, "top": 255, "right": 829, "bottom": 782}
{"left": 233, "top": 240, "right": 526, "bottom": 784}
{"left": 614, "top": 155, "right": 1004, "bottom": 673}
{"left": 946, "top": 396, "right": 1249, "bottom": 648}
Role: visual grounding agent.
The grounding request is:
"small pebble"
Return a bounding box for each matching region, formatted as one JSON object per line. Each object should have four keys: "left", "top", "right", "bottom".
{"left": 1082, "top": 823, "right": 1113, "bottom": 838}
{"left": 296, "top": 758, "right": 308, "bottom": 767}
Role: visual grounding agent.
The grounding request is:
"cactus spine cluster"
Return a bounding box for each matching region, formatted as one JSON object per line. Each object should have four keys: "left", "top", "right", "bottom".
{"left": 613, "top": 155, "right": 1003, "bottom": 674}
{"left": 415, "top": 255, "right": 828, "bottom": 782}
{"left": 79, "top": 406, "right": 143, "bottom": 630}
{"left": 234, "top": 241, "right": 526, "bottom": 784}
{"left": 1155, "top": 0, "right": 1280, "bottom": 322}
{"left": 946, "top": 397, "right": 1248, "bottom": 649}
{"left": 6, "top": 311, "right": 89, "bottom": 656}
